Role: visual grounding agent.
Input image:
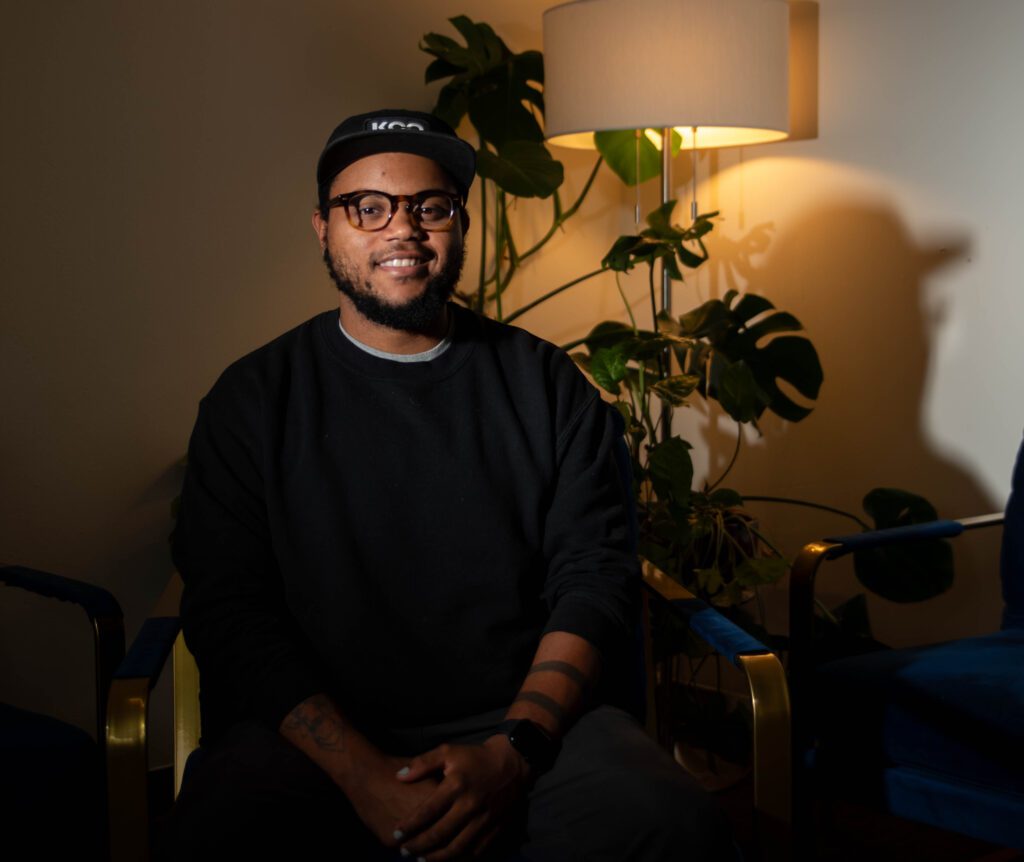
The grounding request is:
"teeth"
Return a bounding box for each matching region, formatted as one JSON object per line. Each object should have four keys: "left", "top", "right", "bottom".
{"left": 380, "top": 258, "right": 422, "bottom": 268}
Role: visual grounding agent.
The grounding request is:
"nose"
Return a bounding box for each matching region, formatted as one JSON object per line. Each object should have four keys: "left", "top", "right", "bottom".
{"left": 385, "top": 202, "right": 427, "bottom": 239}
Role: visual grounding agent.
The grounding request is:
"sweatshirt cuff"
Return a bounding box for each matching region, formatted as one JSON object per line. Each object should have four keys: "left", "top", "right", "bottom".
{"left": 542, "top": 595, "right": 631, "bottom": 657}
{"left": 253, "top": 665, "right": 330, "bottom": 731}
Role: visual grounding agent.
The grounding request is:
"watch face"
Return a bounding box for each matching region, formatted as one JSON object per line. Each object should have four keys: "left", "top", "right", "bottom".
{"left": 504, "top": 719, "right": 558, "bottom": 769}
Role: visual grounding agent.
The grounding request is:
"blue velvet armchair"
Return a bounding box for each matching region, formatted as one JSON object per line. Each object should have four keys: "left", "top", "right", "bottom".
{"left": 0, "top": 564, "right": 126, "bottom": 861}
{"left": 788, "top": 436, "right": 1024, "bottom": 851}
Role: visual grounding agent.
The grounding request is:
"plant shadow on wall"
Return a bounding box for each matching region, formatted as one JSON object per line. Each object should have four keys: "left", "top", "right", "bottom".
{"left": 419, "top": 16, "right": 978, "bottom": 776}
{"left": 709, "top": 202, "right": 1000, "bottom": 641}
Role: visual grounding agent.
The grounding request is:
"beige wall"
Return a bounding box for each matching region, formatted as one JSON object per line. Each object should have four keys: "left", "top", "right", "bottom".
{"left": 2, "top": 1, "right": 1022, "bottom": 747}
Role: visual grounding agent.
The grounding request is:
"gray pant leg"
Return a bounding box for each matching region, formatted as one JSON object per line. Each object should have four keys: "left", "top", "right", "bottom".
{"left": 520, "top": 706, "right": 735, "bottom": 862}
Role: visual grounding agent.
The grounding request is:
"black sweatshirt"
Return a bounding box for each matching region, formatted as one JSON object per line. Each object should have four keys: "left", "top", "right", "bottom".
{"left": 172, "top": 305, "right": 639, "bottom": 740}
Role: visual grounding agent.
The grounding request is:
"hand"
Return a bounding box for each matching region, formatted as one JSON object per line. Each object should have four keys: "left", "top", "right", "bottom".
{"left": 393, "top": 735, "right": 530, "bottom": 860}
{"left": 342, "top": 754, "right": 441, "bottom": 851}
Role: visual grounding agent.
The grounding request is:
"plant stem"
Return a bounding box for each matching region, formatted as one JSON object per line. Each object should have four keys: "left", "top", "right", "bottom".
{"left": 626, "top": 385, "right": 640, "bottom": 427}
{"left": 494, "top": 190, "right": 505, "bottom": 319}
{"left": 477, "top": 170, "right": 488, "bottom": 312}
{"left": 518, "top": 156, "right": 604, "bottom": 264}
{"left": 499, "top": 192, "right": 520, "bottom": 299}
{"left": 815, "top": 598, "right": 839, "bottom": 625}
{"left": 503, "top": 267, "right": 606, "bottom": 324}
{"left": 747, "top": 526, "right": 789, "bottom": 562}
{"left": 647, "top": 264, "right": 659, "bottom": 334}
{"left": 615, "top": 272, "right": 638, "bottom": 332}
{"left": 741, "top": 496, "right": 870, "bottom": 531}
{"left": 647, "top": 266, "right": 666, "bottom": 381}
{"left": 706, "top": 426, "right": 742, "bottom": 493}
{"left": 637, "top": 366, "right": 659, "bottom": 444}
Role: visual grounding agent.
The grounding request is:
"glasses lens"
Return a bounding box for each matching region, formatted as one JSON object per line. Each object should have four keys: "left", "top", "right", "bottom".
{"left": 348, "top": 193, "right": 392, "bottom": 230}
{"left": 415, "top": 193, "right": 456, "bottom": 230}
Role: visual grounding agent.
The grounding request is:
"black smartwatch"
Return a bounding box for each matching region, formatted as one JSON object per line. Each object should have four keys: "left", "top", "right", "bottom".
{"left": 494, "top": 719, "right": 560, "bottom": 773}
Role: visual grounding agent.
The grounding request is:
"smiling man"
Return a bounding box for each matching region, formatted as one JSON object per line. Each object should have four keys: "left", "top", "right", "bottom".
{"left": 165, "top": 109, "right": 733, "bottom": 861}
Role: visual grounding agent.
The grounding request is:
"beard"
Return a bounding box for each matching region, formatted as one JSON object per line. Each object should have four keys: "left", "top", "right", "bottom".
{"left": 322, "top": 244, "right": 465, "bottom": 334}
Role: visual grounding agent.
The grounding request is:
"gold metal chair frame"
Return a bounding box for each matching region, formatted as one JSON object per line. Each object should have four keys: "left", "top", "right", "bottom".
{"left": 641, "top": 562, "right": 791, "bottom": 856}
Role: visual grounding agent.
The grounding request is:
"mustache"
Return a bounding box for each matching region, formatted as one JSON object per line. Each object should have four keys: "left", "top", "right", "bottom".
{"left": 371, "top": 244, "right": 436, "bottom": 265}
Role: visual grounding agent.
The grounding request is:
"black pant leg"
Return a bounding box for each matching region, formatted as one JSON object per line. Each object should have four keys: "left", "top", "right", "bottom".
{"left": 156, "top": 721, "right": 390, "bottom": 861}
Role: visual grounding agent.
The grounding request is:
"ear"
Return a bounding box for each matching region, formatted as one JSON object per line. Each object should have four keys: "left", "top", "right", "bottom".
{"left": 312, "top": 208, "right": 328, "bottom": 250}
{"left": 459, "top": 208, "right": 471, "bottom": 235}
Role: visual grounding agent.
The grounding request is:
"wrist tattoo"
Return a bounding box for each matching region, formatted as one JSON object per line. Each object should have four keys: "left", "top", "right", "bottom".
{"left": 527, "top": 660, "right": 589, "bottom": 689}
{"left": 282, "top": 694, "right": 345, "bottom": 752}
{"left": 513, "top": 691, "right": 566, "bottom": 724}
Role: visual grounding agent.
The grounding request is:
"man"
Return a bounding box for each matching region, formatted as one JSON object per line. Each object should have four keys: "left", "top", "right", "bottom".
{"left": 166, "top": 109, "right": 733, "bottom": 861}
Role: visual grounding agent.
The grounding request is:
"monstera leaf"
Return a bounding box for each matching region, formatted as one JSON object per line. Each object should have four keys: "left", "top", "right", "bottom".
{"left": 673, "top": 290, "right": 823, "bottom": 423}
{"left": 594, "top": 129, "right": 682, "bottom": 186}
{"left": 853, "top": 488, "right": 955, "bottom": 602}
{"left": 476, "top": 141, "right": 563, "bottom": 198}
{"left": 422, "top": 16, "right": 547, "bottom": 150}
{"left": 716, "top": 360, "right": 771, "bottom": 424}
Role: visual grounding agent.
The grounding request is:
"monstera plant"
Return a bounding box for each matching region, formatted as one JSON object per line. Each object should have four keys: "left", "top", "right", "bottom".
{"left": 420, "top": 17, "right": 953, "bottom": 645}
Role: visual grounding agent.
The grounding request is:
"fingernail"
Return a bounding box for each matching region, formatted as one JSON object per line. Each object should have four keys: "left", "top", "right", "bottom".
{"left": 393, "top": 829, "right": 404, "bottom": 841}
{"left": 397, "top": 766, "right": 410, "bottom": 777}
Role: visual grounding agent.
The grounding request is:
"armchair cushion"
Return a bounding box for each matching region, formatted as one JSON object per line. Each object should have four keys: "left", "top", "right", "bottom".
{"left": 813, "top": 628, "right": 1024, "bottom": 796}
{"left": 0, "top": 702, "right": 104, "bottom": 858}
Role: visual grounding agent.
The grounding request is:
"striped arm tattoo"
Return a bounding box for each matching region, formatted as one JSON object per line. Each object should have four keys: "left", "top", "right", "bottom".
{"left": 513, "top": 690, "right": 567, "bottom": 724}
{"left": 526, "top": 660, "right": 589, "bottom": 689}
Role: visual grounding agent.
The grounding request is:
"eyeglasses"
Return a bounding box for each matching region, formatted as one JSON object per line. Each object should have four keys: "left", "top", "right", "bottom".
{"left": 323, "top": 189, "right": 463, "bottom": 232}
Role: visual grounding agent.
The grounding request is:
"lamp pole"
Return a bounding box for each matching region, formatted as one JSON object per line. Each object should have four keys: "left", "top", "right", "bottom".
{"left": 660, "top": 126, "right": 673, "bottom": 442}
{"left": 660, "top": 126, "right": 673, "bottom": 315}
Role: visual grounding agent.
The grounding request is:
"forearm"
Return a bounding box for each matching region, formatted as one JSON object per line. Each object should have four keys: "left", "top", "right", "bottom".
{"left": 285, "top": 694, "right": 444, "bottom": 849}
{"left": 391, "top": 633, "right": 599, "bottom": 858}
{"left": 279, "top": 692, "right": 384, "bottom": 793}
{"left": 504, "top": 630, "right": 601, "bottom": 738}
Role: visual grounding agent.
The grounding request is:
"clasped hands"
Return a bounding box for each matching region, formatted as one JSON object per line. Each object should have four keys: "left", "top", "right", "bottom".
{"left": 351, "top": 735, "right": 530, "bottom": 861}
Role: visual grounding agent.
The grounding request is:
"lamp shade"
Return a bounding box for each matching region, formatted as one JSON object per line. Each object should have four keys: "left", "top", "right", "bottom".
{"left": 543, "top": 0, "right": 790, "bottom": 149}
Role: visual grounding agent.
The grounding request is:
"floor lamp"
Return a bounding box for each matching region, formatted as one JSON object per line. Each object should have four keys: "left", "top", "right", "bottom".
{"left": 543, "top": 0, "right": 791, "bottom": 319}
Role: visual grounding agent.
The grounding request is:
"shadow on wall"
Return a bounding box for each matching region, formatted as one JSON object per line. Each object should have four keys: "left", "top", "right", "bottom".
{"left": 696, "top": 201, "right": 1004, "bottom": 645}
{"left": 0, "top": 456, "right": 184, "bottom": 748}
{"left": 105, "top": 458, "right": 188, "bottom": 622}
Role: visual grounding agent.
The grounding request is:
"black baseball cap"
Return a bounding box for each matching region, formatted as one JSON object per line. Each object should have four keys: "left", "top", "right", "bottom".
{"left": 316, "top": 109, "right": 476, "bottom": 206}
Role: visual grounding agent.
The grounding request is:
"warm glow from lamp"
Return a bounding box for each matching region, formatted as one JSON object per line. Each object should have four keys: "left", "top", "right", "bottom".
{"left": 543, "top": 0, "right": 790, "bottom": 150}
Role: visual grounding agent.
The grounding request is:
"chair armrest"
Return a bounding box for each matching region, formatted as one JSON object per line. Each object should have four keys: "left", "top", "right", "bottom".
{"left": 788, "top": 513, "right": 1005, "bottom": 760}
{"left": 790, "top": 513, "right": 1006, "bottom": 651}
{"left": 820, "top": 513, "right": 1004, "bottom": 558}
{"left": 0, "top": 564, "right": 123, "bottom": 620}
{"left": 107, "top": 574, "right": 182, "bottom": 862}
{"left": 113, "top": 617, "right": 181, "bottom": 682}
{"left": 641, "top": 561, "right": 791, "bottom": 857}
{"left": 1, "top": 564, "right": 125, "bottom": 743}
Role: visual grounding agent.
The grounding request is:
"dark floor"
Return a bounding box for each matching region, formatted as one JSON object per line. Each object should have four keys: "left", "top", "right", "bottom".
{"left": 716, "top": 770, "right": 1024, "bottom": 862}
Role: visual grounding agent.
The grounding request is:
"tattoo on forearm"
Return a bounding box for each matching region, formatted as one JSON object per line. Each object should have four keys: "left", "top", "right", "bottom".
{"left": 281, "top": 694, "right": 345, "bottom": 752}
{"left": 513, "top": 691, "right": 566, "bottom": 724}
{"left": 527, "top": 660, "right": 589, "bottom": 689}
